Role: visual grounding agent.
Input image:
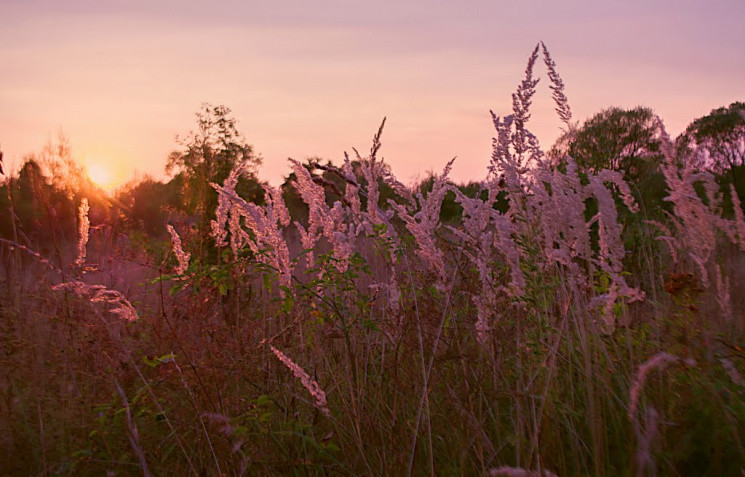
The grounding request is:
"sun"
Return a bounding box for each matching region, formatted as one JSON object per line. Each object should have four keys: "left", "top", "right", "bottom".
{"left": 87, "top": 163, "right": 114, "bottom": 190}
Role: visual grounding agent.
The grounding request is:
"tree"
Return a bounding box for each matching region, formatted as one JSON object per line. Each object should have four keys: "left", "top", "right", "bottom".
{"left": 167, "top": 104, "right": 261, "bottom": 208}
{"left": 34, "top": 133, "right": 88, "bottom": 199}
{"left": 166, "top": 104, "right": 263, "bottom": 259}
{"left": 551, "top": 106, "right": 664, "bottom": 184}
{"left": 115, "top": 176, "right": 183, "bottom": 236}
{"left": 677, "top": 101, "right": 745, "bottom": 178}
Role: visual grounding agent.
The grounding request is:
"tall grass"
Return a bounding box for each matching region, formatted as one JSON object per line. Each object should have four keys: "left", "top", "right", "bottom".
{"left": 1, "top": 43, "right": 744, "bottom": 475}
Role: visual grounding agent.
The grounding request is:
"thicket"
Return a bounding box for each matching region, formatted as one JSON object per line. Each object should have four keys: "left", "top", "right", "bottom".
{"left": 1, "top": 43, "right": 744, "bottom": 476}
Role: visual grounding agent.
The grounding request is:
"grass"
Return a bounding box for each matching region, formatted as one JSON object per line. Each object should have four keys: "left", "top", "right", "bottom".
{"left": 1, "top": 45, "right": 744, "bottom": 476}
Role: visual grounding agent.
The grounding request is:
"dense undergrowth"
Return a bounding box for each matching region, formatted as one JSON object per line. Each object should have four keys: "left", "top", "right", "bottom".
{"left": 1, "top": 43, "right": 744, "bottom": 476}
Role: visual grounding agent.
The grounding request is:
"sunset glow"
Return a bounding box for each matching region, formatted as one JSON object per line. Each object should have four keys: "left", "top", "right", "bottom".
{"left": 1, "top": 1, "right": 743, "bottom": 185}
{"left": 3, "top": 2, "right": 745, "bottom": 473}
{"left": 86, "top": 162, "right": 114, "bottom": 190}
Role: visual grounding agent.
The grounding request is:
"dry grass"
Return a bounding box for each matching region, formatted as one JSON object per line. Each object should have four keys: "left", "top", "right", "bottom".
{"left": 1, "top": 45, "right": 744, "bottom": 476}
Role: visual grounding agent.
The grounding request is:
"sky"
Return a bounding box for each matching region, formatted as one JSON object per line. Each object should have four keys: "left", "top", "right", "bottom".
{"left": 1, "top": 0, "right": 743, "bottom": 188}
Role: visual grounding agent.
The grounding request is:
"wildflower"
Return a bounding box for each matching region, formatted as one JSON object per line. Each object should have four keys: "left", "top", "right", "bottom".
{"left": 714, "top": 264, "right": 732, "bottom": 320}
{"left": 290, "top": 159, "right": 329, "bottom": 267}
{"left": 290, "top": 160, "right": 358, "bottom": 272}
{"left": 0, "top": 237, "right": 60, "bottom": 272}
{"left": 389, "top": 159, "right": 455, "bottom": 289}
{"left": 166, "top": 225, "right": 191, "bottom": 275}
{"left": 211, "top": 166, "right": 243, "bottom": 248}
{"left": 342, "top": 155, "right": 362, "bottom": 217}
{"left": 448, "top": 185, "right": 524, "bottom": 344}
{"left": 541, "top": 41, "right": 572, "bottom": 127}
{"left": 212, "top": 172, "right": 293, "bottom": 289}
{"left": 74, "top": 198, "right": 89, "bottom": 266}
{"left": 730, "top": 183, "right": 745, "bottom": 250}
{"left": 655, "top": 121, "right": 745, "bottom": 287}
{"left": 270, "top": 345, "right": 330, "bottom": 417}
{"left": 628, "top": 352, "right": 694, "bottom": 418}
{"left": 52, "top": 281, "right": 139, "bottom": 322}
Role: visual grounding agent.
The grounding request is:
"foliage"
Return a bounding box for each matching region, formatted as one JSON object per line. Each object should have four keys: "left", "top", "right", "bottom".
{"left": 166, "top": 104, "right": 264, "bottom": 259}
{"left": 678, "top": 101, "right": 745, "bottom": 177}
{"left": 0, "top": 137, "right": 111, "bottom": 250}
{"left": 552, "top": 106, "right": 664, "bottom": 184}
{"left": 2, "top": 44, "right": 745, "bottom": 477}
{"left": 115, "top": 175, "right": 183, "bottom": 236}
{"left": 166, "top": 104, "right": 262, "bottom": 188}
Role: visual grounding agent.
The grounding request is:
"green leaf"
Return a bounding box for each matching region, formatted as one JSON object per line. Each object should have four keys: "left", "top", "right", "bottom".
{"left": 256, "top": 394, "right": 272, "bottom": 406}
{"left": 281, "top": 292, "right": 294, "bottom": 313}
{"left": 157, "top": 353, "right": 176, "bottom": 364}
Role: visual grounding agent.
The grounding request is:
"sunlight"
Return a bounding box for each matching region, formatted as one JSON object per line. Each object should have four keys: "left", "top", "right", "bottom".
{"left": 87, "top": 162, "right": 114, "bottom": 190}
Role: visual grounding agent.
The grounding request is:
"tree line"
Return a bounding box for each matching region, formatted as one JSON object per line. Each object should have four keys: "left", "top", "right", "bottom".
{"left": 1, "top": 101, "right": 743, "bottom": 255}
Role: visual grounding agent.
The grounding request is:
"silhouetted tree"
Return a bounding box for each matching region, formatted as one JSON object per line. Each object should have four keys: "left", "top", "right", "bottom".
{"left": 0, "top": 136, "right": 111, "bottom": 255}
{"left": 677, "top": 101, "right": 745, "bottom": 181}
{"left": 115, "top": 176, "right": 183, "bottom": 236}
{"left": 551, "top": 106, "right": 664, "bottom": 185}
{"left": 166, "top": 104, "right": 263, "bottom": 259}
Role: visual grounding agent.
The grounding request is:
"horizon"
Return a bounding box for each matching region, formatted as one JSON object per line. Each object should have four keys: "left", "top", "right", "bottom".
{"left": 1, "top": 0, "right": 743, "bottom": 189}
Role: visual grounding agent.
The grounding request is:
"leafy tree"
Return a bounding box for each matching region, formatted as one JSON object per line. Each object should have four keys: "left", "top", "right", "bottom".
{"left": 166, "top": 104, "right": 263, "bottom": 257}
{"left": 677, "top": 101, "right": 745, "bottom": 179}
{"left": 1, "top": 158, "right": 78, "bottom": 251}
{"left": 551, "top": 106, "right": 664, "bottom": 184}
{"left": 31, "top": 133, "right": 88, "bottom": 199}
{"left": 115, "top": 176, "right": 183, "bottom": 236}
{"left": 22, "top": 136, "right": 112, "bottom": 241}
{"left": 16, "top": 160, "right": 47, "bottom": 229}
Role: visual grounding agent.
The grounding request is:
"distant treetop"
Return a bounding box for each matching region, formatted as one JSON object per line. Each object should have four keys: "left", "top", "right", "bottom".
{"left": 550, "top": 106, "right": 664, "bottom": 184}
{"left": 677, "top": 101, "right": 745, "bottom": 175}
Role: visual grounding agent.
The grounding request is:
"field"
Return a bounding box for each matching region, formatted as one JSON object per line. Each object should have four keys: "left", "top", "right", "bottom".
{"left": 1, "top": 45, "right": 744, "bottom": 476}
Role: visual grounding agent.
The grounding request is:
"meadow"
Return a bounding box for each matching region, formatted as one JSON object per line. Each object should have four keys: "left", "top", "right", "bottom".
{"left": 1, "top": 44, "right": 744, "bottom": 476}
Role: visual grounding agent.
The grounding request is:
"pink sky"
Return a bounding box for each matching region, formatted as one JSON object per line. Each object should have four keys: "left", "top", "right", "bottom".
{"left": 1, "top": 0, "right": 743, "bottom": 187}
